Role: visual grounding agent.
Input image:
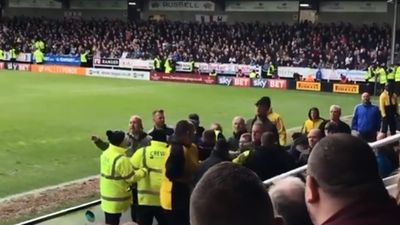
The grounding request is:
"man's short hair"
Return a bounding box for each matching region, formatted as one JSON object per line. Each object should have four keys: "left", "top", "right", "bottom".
{"left": 174, "top": 120, "right": 193, "bottom": 137}
{"left": 190, "top": 162, "right": 275, "bottom": 225}
{"left": 252, "top": 121, "right": 265, "bottom": 131}
{"left": 330, "top": 105, "right": 341, "bottom": 113}
{"left": 152, "top": 109, "right": 164, "bottom": 116}
{"left": 202, "top": 129, "right": 216, "bottom": 142}
{"left": 307, "top": 134, "right": 387, "bottom": 199}
{"left": 269, "top": 177, "right": 313, "bottom": 225}
{"left": 261, "top": 131, "right": 279, "bottom": 147}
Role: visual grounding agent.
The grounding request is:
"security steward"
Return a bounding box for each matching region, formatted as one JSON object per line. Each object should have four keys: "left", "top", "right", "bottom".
{"left": 164, "top": 58, "right": 173, "bottom": 74}
{"left": 10, "top": 46, "right": 17, "bottom": 69}
{"left": 0, "top": 47, "right": 4, "bottom": 62}
{"left": 160, "top": 120, "right": 199, "bottom": 225}
{"left": 80, "top": 50, "right": 89, "bottom": 67}
{"left": 100, "top": 130, "right": 148, "bottom": 225}
{"left": 267, "top": 63, "right": 275, "bottom": 78}
{"left": 154, "top": 55, "right": 162, "bottom": 72}
{"left": 395, "top": 64, "right": 400, "bottom": 95}
{"left": 249, "top": 69, "right": 257, "bottom": 79}
{"left": 130, "top": 130, "right": 168, "bottom": 225}
{"left": 365, "top": 65, "right": 376, "bottom": 95}
{"left": 33, "top": 48, "right": 44, "bottom": 64}
{"left": 376, "top": 65, "right": 387, "bottom": 91}
{"left": 379, "top": 82, "right": 399, "bottom": 137}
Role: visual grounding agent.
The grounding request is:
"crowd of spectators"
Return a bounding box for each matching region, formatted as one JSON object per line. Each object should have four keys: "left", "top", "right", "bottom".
{"left": 0, "top": 17, "right": 394, "bottom": 69}
{"left": 92, "top": 92, "right": 400, "bottom": 225}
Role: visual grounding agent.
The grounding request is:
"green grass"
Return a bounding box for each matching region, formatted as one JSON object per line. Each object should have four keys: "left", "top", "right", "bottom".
{"left": 0, "top": 70, "right": 362, "bottom": 198}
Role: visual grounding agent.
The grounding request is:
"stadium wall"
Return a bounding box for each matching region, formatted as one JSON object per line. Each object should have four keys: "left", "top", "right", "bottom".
{"left": 141, "top": 1, "right": 398, "bottom": 25}
{"left": 1, "top": 1, "right": 398, "bottom": 25}
{"left": 2, "top": 8, "right": 127, "bottom": 19}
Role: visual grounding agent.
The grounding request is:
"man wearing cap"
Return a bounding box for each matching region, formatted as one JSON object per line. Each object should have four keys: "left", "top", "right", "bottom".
{"left": 305, "top": 134, "right": 400, "bottom": 225}
{"left": 246, "top": 97, "right": 279, "bottom": 142}
{"left": 100, "top": 130, "right": 148, "bottom": 225}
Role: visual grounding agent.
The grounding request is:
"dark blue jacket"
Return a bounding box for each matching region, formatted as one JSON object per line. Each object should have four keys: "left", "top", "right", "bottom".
{"left": 351, "top": 103, "right": 381, "bottom": 133}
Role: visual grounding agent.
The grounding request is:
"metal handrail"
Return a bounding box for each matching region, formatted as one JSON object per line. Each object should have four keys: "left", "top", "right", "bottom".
{"left": 263, "top": 133, "right": 400, "bottom": 185}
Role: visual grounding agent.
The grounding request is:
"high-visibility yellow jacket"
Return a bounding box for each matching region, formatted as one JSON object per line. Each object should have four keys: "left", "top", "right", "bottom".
{"left": 100, "top": 144, "right": 147, "bottom": 214}
{"left": 249, "top": 71, "right": 257, "bottom": 78}
{"left": 377, "top": 67, "right": 387, "bottom": 84}
{"left": 34, "top": 49, "right": 44, "bottom": 64}
{"left": 154, "top": 58, "right": 161, "bottom": 70}
{"left": 130, "top": 141, "right": 168, "bottom": 206}
{"left": 379, "top": 90, "right": 398, "bottom": 118}
{"left": 365, "top": 66, "right": 375, "bottom": 82}
{"left": 395, "top": 67, "right": 400, "bottom": 82}
{"left": 268, "top": 109, "right": 287, "bottom": 146}
{"left": 80, "top": 52, "right": 88, "bottom": 63}
{"left": 301, "top": 118, "right": 325, "bottom": 134}
{"left": 160, "top": 143, "right": 198, "bottom": 210}
{"left": 165, "top": 59, "right": 172, "bottom": 74}
{"left": 232, "top": 150, "right": 251, "bottom": 165}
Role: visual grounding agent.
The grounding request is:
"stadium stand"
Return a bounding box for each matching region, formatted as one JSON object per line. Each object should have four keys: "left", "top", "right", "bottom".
{"left": 0, "top": 17, "right": 392, "bottom": 69}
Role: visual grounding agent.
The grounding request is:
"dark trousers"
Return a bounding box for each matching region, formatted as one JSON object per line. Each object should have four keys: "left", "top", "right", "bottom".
{"left": 359, "top": 131, "right": 377, "bottom": 142}
{"left": 131, "top": 188, "right": 138, "bottom": 222}
{"left": 104, "top": 212, "right": 121, "bottom": 225}
{"left": 396, "top": 81, "right": 400, "bottom": 95}
{"left": 366, "top": 82, "right": 374, "bottom": 95}
{"left": 164, "top": 209, "right": 190, "bottom": 225}
{"left": 137, "top": 205, "right": 168, "bottom": 225}
{"left": 382, "top": 116, "right": 397, "bottom": 135}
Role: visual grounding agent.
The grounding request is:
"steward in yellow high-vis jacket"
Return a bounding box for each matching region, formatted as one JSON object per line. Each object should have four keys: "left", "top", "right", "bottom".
{"left": 130, "top": 130, "right": 169, "bottom": 225}
{"left": 379, "top": 82, "right": 399, "bottom": 136}
{"left": 268, "top": 108, "right": 287, "bottom": 146}
{"left": 100, "top": 130, "right": 148, "bottom": 225}
{"left": 301, "top": 107, "right": 325, "bottom": 134}
{"left": 160, "top": 120, "right": 198, "bottom": 225}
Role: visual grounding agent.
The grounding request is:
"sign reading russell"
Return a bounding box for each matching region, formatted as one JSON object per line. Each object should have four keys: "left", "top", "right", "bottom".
{"left": 149, "top": 1, "right": 215, "bottom": 11}
{"left": 333, "top": 83, "right": 359, "bottom": 94}
{"left": 296, "top": 81, "right": 321, "bottom": 91}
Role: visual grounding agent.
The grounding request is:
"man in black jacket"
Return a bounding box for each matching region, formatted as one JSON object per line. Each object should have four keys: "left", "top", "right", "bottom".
{"left": 227, "top": 116, "right": 247, "bottom": 151}
{"left": 193, "top": 139, "right": 231, "bottom": 186}
{"left": 246, "top": 97, "right": 278, "bottom": 139}
{"left": 318, "top": 105, "right": 351, "bottom": 137}
{"left": 243, "top": 132, "right": 295, "bottom": 181}
{"left": 148, "top": 109, "right": 174, "bottom": 141}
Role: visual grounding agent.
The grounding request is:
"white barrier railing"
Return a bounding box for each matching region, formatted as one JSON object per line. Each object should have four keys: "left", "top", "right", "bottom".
{"left": 263, "top": 133, "right": 400, "bottom": 186}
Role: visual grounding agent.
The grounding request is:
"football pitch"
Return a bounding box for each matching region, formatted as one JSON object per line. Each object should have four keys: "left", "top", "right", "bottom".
{"left": 0, "top": 70, "right": 361, "bottom": 198}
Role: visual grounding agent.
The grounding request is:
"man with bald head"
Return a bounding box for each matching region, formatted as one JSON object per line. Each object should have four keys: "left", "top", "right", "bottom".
{"left": 319, "top": 105, "right": 351, "bottom": 137}
{"left": 297, "top": 129, "right": 322, "bottom": 166}
{"left": 91, "top": 115, "right": 152, "bottom": 156}
{"left": 190, "top": 162, "right": 280, "bottom": 225}
{"left": 351, "top": 92, "right": 381, "bottom": 142}
{"left": 305, "top": 134, "right": 400, "bottom": 225}
{"left": 269, "top": 177, "right": 313, "bottom": 225}
{"left": 227, "top": 116, "right": 247, "bottom": 151}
